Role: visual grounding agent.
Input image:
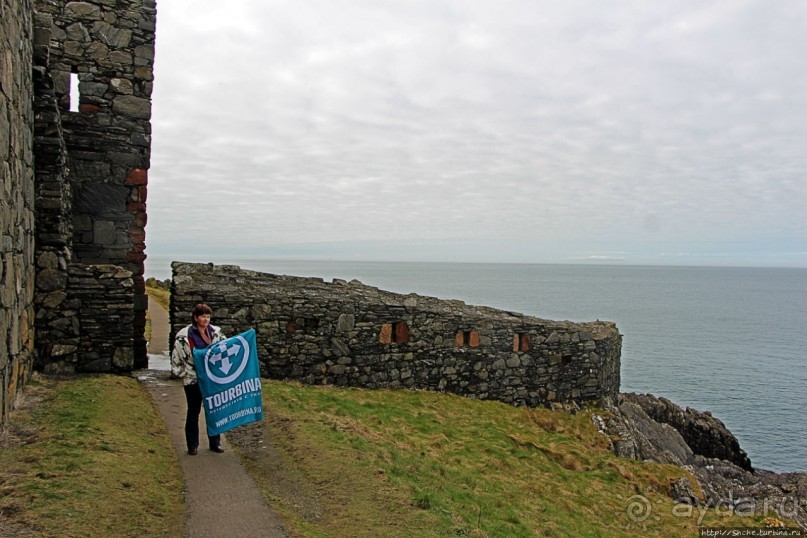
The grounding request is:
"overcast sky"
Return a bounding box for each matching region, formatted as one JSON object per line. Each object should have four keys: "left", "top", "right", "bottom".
{"left": 145, "top": 0, "right": 807, "bottom": 269}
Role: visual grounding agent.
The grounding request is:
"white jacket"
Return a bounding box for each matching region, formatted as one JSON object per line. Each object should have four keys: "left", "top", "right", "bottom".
{"left": 170, "top": 324, "right": 225, "bottom": 385}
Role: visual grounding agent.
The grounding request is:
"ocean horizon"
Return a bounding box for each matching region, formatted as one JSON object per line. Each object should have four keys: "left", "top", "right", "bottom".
{"left": 146, "top": 255, "right": 806, "bottom": 473}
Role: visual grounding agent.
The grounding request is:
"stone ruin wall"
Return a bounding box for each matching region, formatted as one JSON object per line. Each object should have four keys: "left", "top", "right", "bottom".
{"left": 35, "top": 0, "right": 156, "bottom": 371}
{"left": 1, "top": 0, "right": 36, "bottom": 420}
{"left": 0, "top": 0, "right": 155, "bottom": 421}
{"left": 171, "top": 262, "right": 622, "bottom": 407}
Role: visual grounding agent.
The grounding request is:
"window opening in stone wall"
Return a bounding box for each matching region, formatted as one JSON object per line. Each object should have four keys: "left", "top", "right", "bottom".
{"left": 393, "top": 322, "right": 409, "bottom": 344}
{"left": 513, "top": 333, "right": 530, "bottom": 352}
{"left": 455, "top": 331, "right": 465, "bottom": 346}
{"left": 69, "top": 70, "right": 80, "bottom": 112}
{"left": 286, "top": 321, "right": 296, "bottom": 334}
{"left": 455, "top": 330, "right": 480, "bottom": 347}
{"left": 380, "top": 322, "right": 409, "bottom": 344}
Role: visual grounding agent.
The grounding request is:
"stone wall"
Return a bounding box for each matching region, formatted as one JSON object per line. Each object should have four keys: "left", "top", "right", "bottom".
{"left": 34, "top": 0, "right": 157, "bottom": 368}
{"left": 39, "top": 264, "right": 135, "bottom": 373}
{"left": 32, "top": 7, "right": 73, "bottom": 372}
{"left": 171, "top": 262, "right": 622, "bottom": 407}
{"left": 1, "top": 0, "right": 156, "bottom": 423}
{"left": 1, "top": 0, "right": 36, "bottom": 422}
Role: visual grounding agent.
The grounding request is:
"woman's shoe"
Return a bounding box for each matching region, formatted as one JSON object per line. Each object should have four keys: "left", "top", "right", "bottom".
{"left": 210, "top": 445, "right": 225, "bottom": 453}
{"left": 188, "top": 448, "right": 198, "bottom": 455}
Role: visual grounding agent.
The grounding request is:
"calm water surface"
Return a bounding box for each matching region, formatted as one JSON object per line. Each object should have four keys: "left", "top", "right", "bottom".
{"left": 147, "top": 257, "right": 806, "bottom": 472}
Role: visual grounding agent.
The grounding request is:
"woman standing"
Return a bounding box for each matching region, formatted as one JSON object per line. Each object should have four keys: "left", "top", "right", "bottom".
{"left": 170, "top": 303, "right": 226, "bottom": 455}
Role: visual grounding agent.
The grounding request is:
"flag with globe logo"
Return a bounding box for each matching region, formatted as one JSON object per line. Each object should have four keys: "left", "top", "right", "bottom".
{"left": 192, "top": 328, "right": 264, "bottom": 436}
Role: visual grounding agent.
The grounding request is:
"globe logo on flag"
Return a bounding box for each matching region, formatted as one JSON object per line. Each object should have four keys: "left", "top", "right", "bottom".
{"left": 193, "top": 328, "right": 263, "bottom": 436}
{"left": 203, "top": 335, "right": 250, "bottom": 385}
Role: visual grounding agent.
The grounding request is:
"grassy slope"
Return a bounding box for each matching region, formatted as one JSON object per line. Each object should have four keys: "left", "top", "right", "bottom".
{"left": 0, "top": 375, "right": 183, "bottom": 537}
{"left": 4, "top": 276, "right": 790, "bottom": 537}
{"left": 235, "top": 381, "right": 776, "bottom": 538}
{"left": 0, "top": 375, "right": 789, "bottom": 536}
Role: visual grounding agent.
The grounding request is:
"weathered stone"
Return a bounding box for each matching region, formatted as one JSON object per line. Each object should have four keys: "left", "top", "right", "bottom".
{"left": 41, "top": 291, "right": 67, "bottom": 308}
{"left": 112, "top": 347, "right": 133, "bottom": 369}
{"left": 51, "top": 344, "right": 78, "bottom": 356}
{"left": 37, "top": 250, "right": 59, "bottom": 269}
{"left": 66, "top": 2, "right": 102, "bottom": 19}
{"left": 92, "top": 22, "right": 132, "bottom": 48}
{"left": 109, "top": 50, "right": 133, "bottom": 65}
{"left": 74, "top": 184, "right": 129, "bottom": 216}
{"left": 86, "top": 41, "right": 109, "bottom": 60}
{"left": 66, "top": 22, "right": 91, "bottom": 43}
{"left": 93, "top": 219, "right": 117, "bottom": 245}
{"left": 110, "top": 77, "right": 133, "bottom": 94}
{"left": 112, "top": 95, "right": 150, "bottom": 119}
{"left": 331, "top": 337, "right": 350, "bottom": 357}
{"left": 134, "top": 66, "right": 153, "bottom": 81}
{"left": 133, "top": 44, "right": 154, "bottom": 61}
{"left": 336, "top": 313, "right": 355, "bottom": 332}
{"left": 37, "top": 268, "right": 68, "bottom": 291}
{"left": 80, "top": 81, "right": 108, "bottom": 97}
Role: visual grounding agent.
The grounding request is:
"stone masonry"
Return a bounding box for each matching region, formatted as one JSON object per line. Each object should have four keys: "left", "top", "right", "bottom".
{"left": 1, "top": 0, "right": 36, "bottom": 420}
{"left": 171, "top": 262, "right": 622, "bottom": 407}
{"left": 36, "top": 0, "right": 157, "bottom": 368}
{"left": 0, "top": 0, "right": 156, "bottom": 422}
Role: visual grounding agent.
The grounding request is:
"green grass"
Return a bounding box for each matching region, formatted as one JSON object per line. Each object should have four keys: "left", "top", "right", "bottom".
{"left": 1, "top": 374, "right": 792, "bottom": 536}
{"left": 0, "top": 375, "right": 183, "bottom": 537}
{"left": 235, "top": 381, "right": 786, "bottom": 537}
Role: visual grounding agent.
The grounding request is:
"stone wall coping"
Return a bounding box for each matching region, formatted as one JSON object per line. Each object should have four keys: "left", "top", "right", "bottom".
{"left": 171, "top": 261, "right": 620, "bottom": 338}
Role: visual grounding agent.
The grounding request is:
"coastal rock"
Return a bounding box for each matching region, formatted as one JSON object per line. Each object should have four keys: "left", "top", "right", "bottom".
{"left": 669, "top": 476, "right": 699, "bottom": 505}
{"left": 622, "top": 392, "right": 752, "bottom": 471}
{"left": 595, "top": 393, "right": 806, "bottom": 529}
{"left": 687, "top": 459, "right": 807, "bottom": 529}
{"left": 599, "top": 399, "right": 693, "bottom": 466}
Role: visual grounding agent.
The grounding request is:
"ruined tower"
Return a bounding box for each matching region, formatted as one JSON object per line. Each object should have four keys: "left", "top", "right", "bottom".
{"left": 0, "top": 0, "right": 157, "bottom": 421}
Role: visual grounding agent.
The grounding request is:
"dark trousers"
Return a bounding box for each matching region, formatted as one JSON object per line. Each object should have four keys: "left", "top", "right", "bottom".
{"left": 183, "top": 382, "right": 221, "bottom": 450}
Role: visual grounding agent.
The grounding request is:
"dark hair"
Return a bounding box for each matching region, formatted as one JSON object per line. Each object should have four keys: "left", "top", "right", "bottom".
{"left": 191, "top": 303, "right": 213, "bottom": 324}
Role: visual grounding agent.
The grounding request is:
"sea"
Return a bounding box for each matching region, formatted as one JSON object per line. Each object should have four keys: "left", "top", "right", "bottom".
{"left": 145, "top": 256, "right": 806, "bottom": 473}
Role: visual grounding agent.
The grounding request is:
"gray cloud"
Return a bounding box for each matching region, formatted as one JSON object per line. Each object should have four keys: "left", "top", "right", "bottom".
{"left": 146, "top": 0, "right": 807, "bottom": 267}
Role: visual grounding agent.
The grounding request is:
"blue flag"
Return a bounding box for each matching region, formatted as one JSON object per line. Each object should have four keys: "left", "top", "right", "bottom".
{"left": 193, "top": 328, "right": 264, "bottom": 436}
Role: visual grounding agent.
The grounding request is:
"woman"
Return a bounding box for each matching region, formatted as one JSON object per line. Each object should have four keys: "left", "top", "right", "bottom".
{"left": 170, "top": 303, "right": 226, "bottom": 455}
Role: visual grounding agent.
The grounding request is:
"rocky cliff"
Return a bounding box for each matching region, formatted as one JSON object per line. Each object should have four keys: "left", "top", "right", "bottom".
{"left": 594, "top": 393, "right": 806, "bottom": 528}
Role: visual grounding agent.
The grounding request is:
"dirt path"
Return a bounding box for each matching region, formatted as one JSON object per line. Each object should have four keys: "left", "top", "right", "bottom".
{"left": 138, "top": 300, "right": 289, "bottom": 537}
{"left": 147, "top": 294, "right": 170, "bottom": 355}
